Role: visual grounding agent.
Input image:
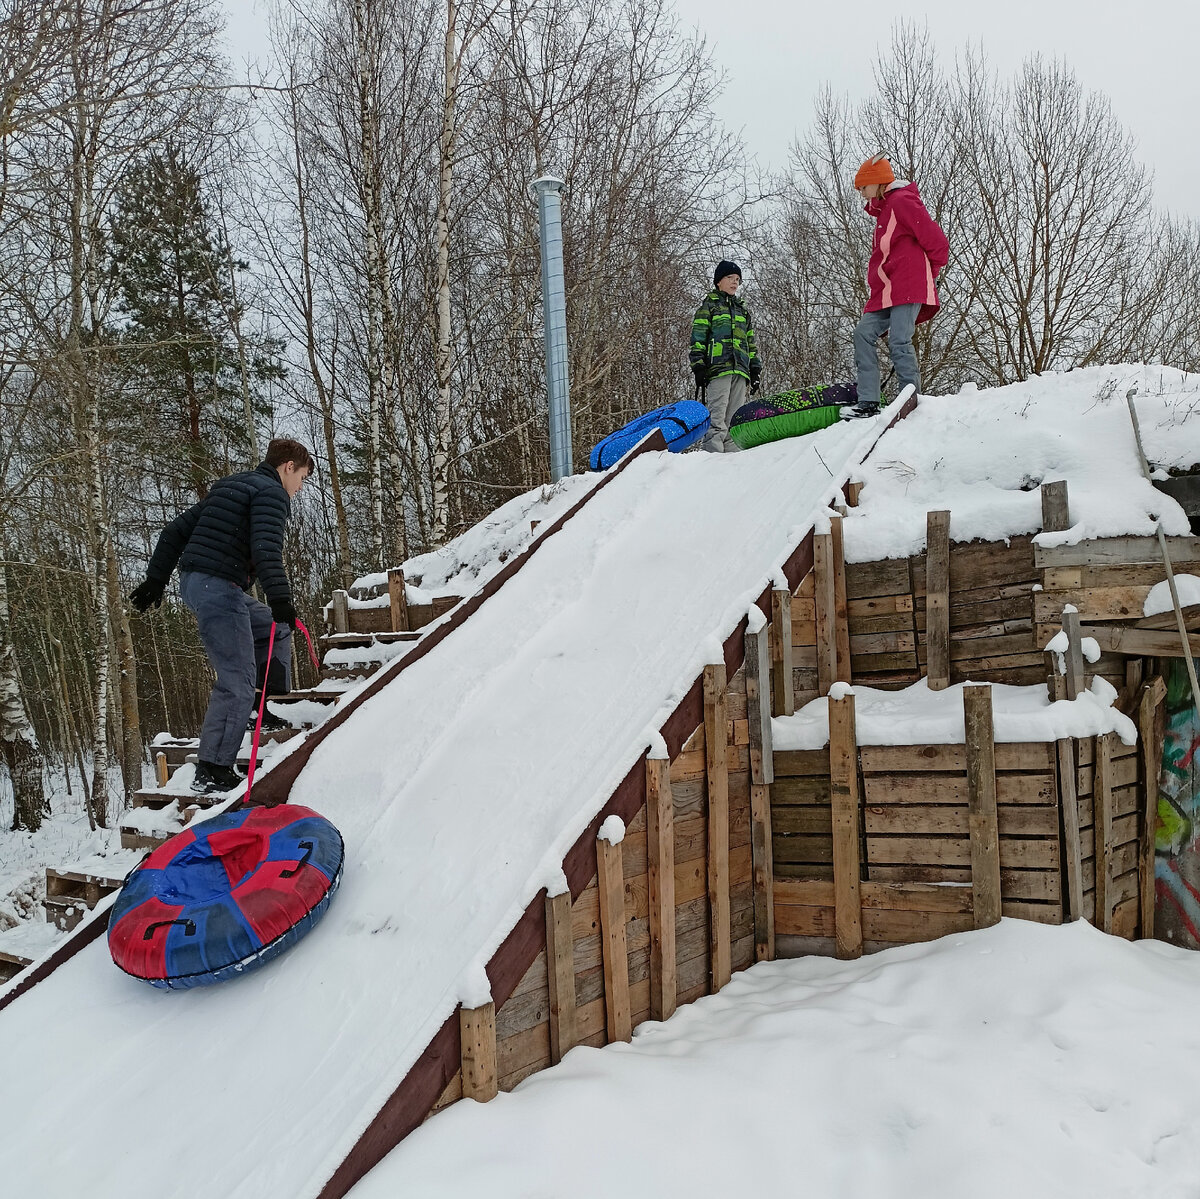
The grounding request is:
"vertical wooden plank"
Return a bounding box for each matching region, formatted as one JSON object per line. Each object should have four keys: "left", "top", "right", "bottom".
{"left": 1045, "top": 650, "right": 1066, "bottom": 702}
{"left": 814, "top": 532, "right": 837, "bottom": 696}
{"left": 704, "top": 663, "right": 731, "bottom": 991}
{"left": 1095, "top": 731, "right": 1115, "bottom": 934}
{"left": 1138, "top": 685, "right": 1158, "bottom": 937}
{"left": 828, "top": 691, "right": 863, "bottom": 958}
{"left": 1056, "top": 738, "right": 1083, "bottom": 921}
{"left": 750, "top": 781, "right": 775, "bottom": 962}
{"left": 597, "top": 834, "right": 632, "bottom": 1042}
{"left": 925, "top": 510, "right": 951, "bottom": 690}
{"left": 770, "top": 589, "right": 794, "bottom": 717}
{"left": 646, "top": 756, "right": 677, "bottom": 1021}
{"left": 1040, "top": 480, "right": 1070, "bottom": 532}
{"left": 1062, "top": 608, "right": 1085, "bottom": 702}
{"left": 830, "top": 516, "right": 851, "bottom": 684}
{"left": 545, "top": 890, "right": 577, "bottom": 1063}
{"left": 745, "top": 620, "right": 774, "bottom": 785}
{"left": 845, "top": 479, "right": 863, "bottom": 508}
{"left": 331, "top": 589, "right": 350, "bottom": 634}
{"left": 387, "top": 568, "right": 410, "bottom": 633}
{"left": 964, "top": 685, "right": 1001, "bottom": 928}
{"left": 459, "top": 1002, "right": 497, "bottom": 1101}
{"left": 155, "top": 752, "right": 168, "bottom": 788}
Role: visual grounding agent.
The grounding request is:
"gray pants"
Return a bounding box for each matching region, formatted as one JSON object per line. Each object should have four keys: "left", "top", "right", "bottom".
{"left": 853, "top": 303, "right": 921, "bottom": 406}
{"left": 701, "top": 373, "right": 748, "bottom": 452}
{"left": 180, "top": 571, "right": 292, "bottom": 766}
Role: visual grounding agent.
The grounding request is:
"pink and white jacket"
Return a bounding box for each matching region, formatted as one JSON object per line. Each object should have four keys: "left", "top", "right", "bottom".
{"left": 863, "top": 182, "right": 949, "bottom": 325}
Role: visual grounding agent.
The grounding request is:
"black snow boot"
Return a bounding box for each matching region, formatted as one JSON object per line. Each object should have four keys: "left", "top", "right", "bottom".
{"left": 247, "top": 693, "right": 290, "bottom": 732}
{"left": 840, "top": 399, "right": 882, "bottom": 421}
{"left": 191, "top": 760, "right": 244, "bottom": 795}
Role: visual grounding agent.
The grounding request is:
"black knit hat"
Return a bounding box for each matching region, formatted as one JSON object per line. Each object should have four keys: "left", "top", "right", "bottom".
{"left": 713, "top": 259, "right": 742, "bottom": 286}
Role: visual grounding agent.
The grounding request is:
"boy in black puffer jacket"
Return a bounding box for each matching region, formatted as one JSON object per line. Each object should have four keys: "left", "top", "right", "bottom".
{"left": 131, "top": 438, "right": 314, "bottom": 794}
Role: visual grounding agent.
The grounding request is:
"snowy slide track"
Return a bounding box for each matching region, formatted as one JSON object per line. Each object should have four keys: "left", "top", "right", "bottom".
{"left": 0, "top": 394, "right": 916, "bottom": 1199}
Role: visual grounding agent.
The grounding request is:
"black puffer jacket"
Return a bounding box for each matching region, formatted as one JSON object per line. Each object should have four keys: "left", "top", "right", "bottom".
{"left": 147, "top": 463, "right": 293, "bottom": 604}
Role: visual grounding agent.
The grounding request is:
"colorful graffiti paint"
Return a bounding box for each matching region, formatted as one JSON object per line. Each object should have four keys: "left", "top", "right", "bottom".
{"left": 1155, "top": 660, "right": 1200, "bottom": 947}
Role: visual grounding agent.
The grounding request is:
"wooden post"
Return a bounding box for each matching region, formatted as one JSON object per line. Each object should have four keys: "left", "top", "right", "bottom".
{"left": 1138, "top": 678, "right": 1166, "bottom": 937}
{"left": 596, "top": 833, "right": 632, "bottom": 1042}
{"left": 1056, "top": 738, "right": 1084, "bottom": 921}
{"left": 459, "top": 1002, "right": 498, "bottom": 1101}
{"left": 1095, "top": 732, "right": 1116, "bottom": 934}
{"left": 964, "top": 685, "right": 1002, "bottom": 928}
{"left": 745, "top": 620, "right": 774, "bottom": 787}
{"left": 814, "top": 531, "right": 837, "bottom": 696}
{"left": 155, "top": 752, "right": 168, "bottom": 788}
{"left": 1041, "top": 480, "right": 1070, "bottom": 532}
{"left": 387, "top": 568, "right": 410, "bottom": 633}
{"left": 845, "top": 479, "right": 863, "bottom": 508}
{"left": 331, "top": 589, "right": 350, "bottom": 635}
{"left": 646, "top": 756, "right": 677, "bottom": 1021}
{"left": 925, "top": 510, "right": 951, "bottom": 690}
{"left": 1045, "top": 650, "right": 1067, "bottom": 702}
{"left": 745, "top": 619, "right": 775, "bottom": 962}
{"left": 770, "top": 589, "right": 794, "bottom": 717}
{"left": 1062, "top": 608, "right": 1085, "bottom": 702}
{"left": 828, "top": 691, "right": 863, "bottom": 958}
{"left": 831, "top": 515, "right": 851, "bottom": 684}
{"left": 704, "top": 663, "right": 731, "bottom": 991}
{"left": 545, "top": 890, "right": 577, "bottom": 1063}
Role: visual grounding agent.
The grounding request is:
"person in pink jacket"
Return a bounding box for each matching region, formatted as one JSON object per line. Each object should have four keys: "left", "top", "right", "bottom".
{"left": 844, "top": 154, "right": 949, "bottom": 419}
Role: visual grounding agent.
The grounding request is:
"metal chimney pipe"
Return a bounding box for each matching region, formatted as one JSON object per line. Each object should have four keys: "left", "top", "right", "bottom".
{"left": 532, "top": 175, "right": 573, "bottom": 480}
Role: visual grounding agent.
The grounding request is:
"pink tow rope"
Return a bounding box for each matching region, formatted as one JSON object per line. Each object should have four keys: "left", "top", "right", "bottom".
{"left": 244, "top": 618, "right": 322, "bottom": 801}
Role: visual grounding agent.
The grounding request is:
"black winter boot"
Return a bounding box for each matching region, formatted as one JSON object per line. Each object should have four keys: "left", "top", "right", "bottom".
{"left": 191, "top": 760, "right": 244, "bottom": 795}
{"left": 840, "top": 399, "right": 882, "bottom": 421}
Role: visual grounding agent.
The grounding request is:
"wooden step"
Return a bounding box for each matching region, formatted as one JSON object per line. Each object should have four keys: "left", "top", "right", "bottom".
{"left": 318, "top": 630, "right": 422, "bottom": 650}
{"left": 0, "top": 949, "right": 32, "bottom": 984}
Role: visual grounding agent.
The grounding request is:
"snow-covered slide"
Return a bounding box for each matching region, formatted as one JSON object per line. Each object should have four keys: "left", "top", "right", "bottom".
{"left": 0, "top": 401, "right": 911, "bottom": 1199}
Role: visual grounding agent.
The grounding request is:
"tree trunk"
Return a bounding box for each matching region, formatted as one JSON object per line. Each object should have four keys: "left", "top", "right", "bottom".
{"left": 105, "top": 536, "right": 142, "bottom": 799}
{"left": 0, "top": 562, "right": 44, "bottom": 832}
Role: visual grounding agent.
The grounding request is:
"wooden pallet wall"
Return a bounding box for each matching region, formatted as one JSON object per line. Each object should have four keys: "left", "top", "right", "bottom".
{"left": 429, "top": 663, "right": 756, "bottom": 1113}
{"left": 1076, "top": 735, "right": 1141, "bottom": 937}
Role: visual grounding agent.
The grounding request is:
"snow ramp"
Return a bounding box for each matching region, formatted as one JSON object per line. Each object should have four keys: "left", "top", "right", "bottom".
{"left": 0, "top": 396, "right": 914, "bottom": 1199}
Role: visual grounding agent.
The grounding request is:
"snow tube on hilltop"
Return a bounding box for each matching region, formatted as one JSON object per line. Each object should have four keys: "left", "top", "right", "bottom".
{"left": 729, "top": 382, "right": 859, "bottom": 450}
{"left": 108, "top": 805, "right": 344, "bottom": 989}
{"left": 589, "top": 400, "right": 710, "bottom": 470}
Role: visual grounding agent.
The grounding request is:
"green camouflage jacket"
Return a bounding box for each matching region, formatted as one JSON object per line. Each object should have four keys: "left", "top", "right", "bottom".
{"left": 689, "top": 290, "right": 761, "bottom": 383}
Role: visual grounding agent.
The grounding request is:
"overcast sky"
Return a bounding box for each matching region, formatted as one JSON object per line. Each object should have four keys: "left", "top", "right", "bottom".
{"left": 221, "top": 0, "right": 1199, "bottom": 217}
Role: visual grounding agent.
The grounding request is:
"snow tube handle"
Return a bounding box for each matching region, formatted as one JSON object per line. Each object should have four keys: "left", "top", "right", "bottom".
{"left": 280, "top": 841, "right": 314, "bottom": 879}
{"left": 143, "top": 918, "right": 196, "bottom": 941}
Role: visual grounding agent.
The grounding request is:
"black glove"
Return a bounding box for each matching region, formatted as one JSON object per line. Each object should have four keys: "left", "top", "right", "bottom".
{"left": 270, "top": 598, "right": 298, "bottom": 629}
{"left": 692, "top": 363, "right": 706, "bottom": 400}
{"left": 130, "top": 579, "right": 165, "bottom": 612}
{"left": 749, "top": 368, "right": 762, "bottom": 397}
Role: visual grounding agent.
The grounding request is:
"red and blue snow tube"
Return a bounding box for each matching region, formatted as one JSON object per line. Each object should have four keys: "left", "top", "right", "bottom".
{"left": 108, "top": 805, "right": 343, "bottom": 989}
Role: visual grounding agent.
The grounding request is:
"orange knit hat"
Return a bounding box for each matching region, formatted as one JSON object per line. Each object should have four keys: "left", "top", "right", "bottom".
{"left": 854, "top": 154, "right": 895, "bottom": 189}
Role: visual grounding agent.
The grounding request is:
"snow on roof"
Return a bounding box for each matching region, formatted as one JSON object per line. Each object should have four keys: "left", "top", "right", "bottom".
{"left": 844, "top": 365, "right": 1200, "bottom": 563}
{"left": 352, "top": 920, "right": 1200, "bottom": 1199}
{"left": 773, "top": 678, "right": 1137, "bottom": 751}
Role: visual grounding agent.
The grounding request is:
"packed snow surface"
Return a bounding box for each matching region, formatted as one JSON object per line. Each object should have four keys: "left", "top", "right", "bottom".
{"left": 351, "top": 920, "right": 1200, "bottom": 1199}
{"left": 843, "top": 366, "right": 1200, "bottom": 562}
{"left": 1144, "top": 573, "right": 1200, "bottom": 616}
{"left": 773, "top": 678, "right": 1137, "bottom": 751}
{"left": 0, "top": 416, "right": 891, "bottom": 1199}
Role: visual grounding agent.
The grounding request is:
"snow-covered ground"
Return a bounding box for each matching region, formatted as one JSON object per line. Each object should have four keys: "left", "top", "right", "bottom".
{"left": 352, "top": 920, "right": 1200, "bottom": 1199}
{"left": 845, "top": 365, "right": 1200, "bottom": 561}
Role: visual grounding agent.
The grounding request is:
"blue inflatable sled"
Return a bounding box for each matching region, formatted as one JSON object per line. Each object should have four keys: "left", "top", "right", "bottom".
{"left": 589, "top": 400, "right": 710, "bottom": 470}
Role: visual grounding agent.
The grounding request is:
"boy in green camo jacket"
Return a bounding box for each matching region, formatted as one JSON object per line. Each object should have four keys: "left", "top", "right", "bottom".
{"left": 689, "top": 260, "right": 762, "bottom": 452}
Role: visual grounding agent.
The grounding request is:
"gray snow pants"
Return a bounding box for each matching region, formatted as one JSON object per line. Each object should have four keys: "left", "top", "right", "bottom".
{"left": 853, "top": 303, "right": 921, "bottom": 406}
{"left": 701, "top": 373, "right": 748, "bottom": 452}
{"left": 180, "top": 570, "right": 292, "bottom": 766}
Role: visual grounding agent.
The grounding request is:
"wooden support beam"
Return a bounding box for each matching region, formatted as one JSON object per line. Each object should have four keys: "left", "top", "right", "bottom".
{"left": 831, "top": 516, "right": 851, "bottom": 684}
{"left": 704, "top": 663, "right": 731, "bottom": 991}
{"left": 770, "top": 589, "right": 794, "bottom": 716}
{"left": 745, "top": 619, "right": 774, "bottom": 786}
{"left": 155, "top": 752, "right": 168, "bottom": 788}
{"left": 964, "top": 685, "right": 1002, "bottom": 928}
{"left": 1080, "top": 624, "right": 1200, "bottom": 658}
{"left": 1138, "top": 683, "right": 1161, "bottom": 938}
{"left": 1045, "top": 650, "right": 1066, "bottom": 702}
{"left": 596, "top": 832, "right": 632, "bottom": 1043}
{"left": 925, "top": 510, "right": 951, "bottom": 690}
{"left": 845, "top": 479, "right": 863, "bottom": 508}
{"left": 1134, "top": 602, "right": 1200, "bottom": 632}
{"left": 1034, "top": 535, "right": 1200, "bottom": 568}
{"left": 459, "top": 1002, "right": 497, "bottom": 1101}
{"left": 387, "top": 568, "right": 410, "bottom": 633}
{"left": 1061, "top": 608, "right": 1085, "bottom": 701}
{"left": 828, "top": 691, "right": 863, "bottom": 958}
{"left": 331, "top": 590, "right": 350, "bottom": 635}
{"left": 814, "top": 532, "right": 838, "bottom": 696}
{"left": 646, "top": 756, "right": 677, "bottom": 1021}
{"left": 545, "top": 890, "right": 577, "bottom": 1064}
{"left": 1055, "top": 738, "right": 1083, "bottom": 921}
{"left": 1095, "top": 732, "right": 1116, "bottom": 934}
{"left": 750, "top": 781, "right": 775, "bottom": 962}
{"left": 1040, "top": 480, "right": 1070, "bottom": 532}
